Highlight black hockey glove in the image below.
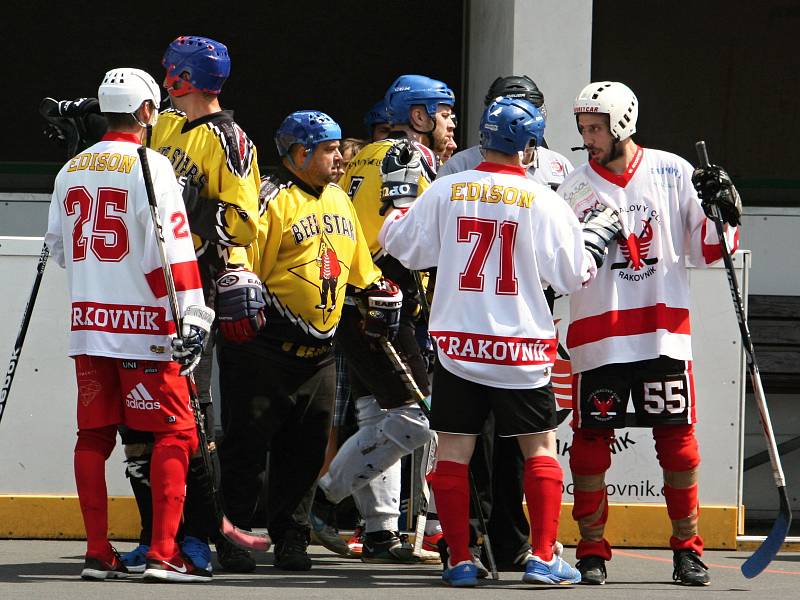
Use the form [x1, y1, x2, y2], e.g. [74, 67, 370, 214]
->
[582, 205, 622, 268]
[171, 305, 215, 376]
[380, 140, 424, 216]
[356, 278, 403, 341]
[691, 165, 742, 226]
[39, 97, 107, 158]
[215, 267, 267, 343]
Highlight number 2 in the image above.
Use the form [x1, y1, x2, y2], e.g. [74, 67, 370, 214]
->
[63, 186, 130, 262]
[457, 217, 518, 295]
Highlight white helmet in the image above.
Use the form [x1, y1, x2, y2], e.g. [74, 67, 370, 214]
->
[573, 81, 638, 141]
[98, 68, 161, 115]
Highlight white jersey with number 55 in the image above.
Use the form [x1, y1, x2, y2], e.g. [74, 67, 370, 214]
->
[379, 162, 595, 389]
[45, 132, 204, 361]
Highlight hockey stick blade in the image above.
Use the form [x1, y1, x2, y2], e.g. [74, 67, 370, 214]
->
[220, 515, 271, 551]
[741, 487, 792, 578]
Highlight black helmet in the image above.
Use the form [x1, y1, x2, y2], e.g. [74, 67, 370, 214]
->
[484, 75, 544, 108]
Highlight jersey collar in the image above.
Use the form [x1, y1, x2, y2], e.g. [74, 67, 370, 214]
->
[589, 145, 644, 188]
[475, 161, 526, 176]
[101, 131, 142, 145]
[180, 109, 235, 133]
[276, 164, 324, 198]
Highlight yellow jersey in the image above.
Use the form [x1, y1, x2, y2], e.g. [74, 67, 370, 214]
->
[230, 167, 381, 349]
[151, 108, 260, 257]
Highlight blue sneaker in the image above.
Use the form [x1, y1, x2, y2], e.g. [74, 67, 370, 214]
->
[181, 536, 213, 573]
[442, 560, 479, 587]
[522, 555, 581, 585]
[120, 543, 149, 574]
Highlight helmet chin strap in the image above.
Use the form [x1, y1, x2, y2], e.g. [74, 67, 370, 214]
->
[409, 111, 436, 148]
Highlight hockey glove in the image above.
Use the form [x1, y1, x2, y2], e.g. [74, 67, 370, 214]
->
[691, 165, 742, 226]
[171, 305, 215, 376]
[380, 140, 424, 216]
[39, 97, 107, 158]
[582, 205, 623, 268]
[356, 278, 403, 341]
[215, 267, 267, 343]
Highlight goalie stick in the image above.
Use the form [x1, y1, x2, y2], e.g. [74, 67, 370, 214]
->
[137, 145, 270, 552]
[0, 243, 49, 426]
[696, 140, 791, 578]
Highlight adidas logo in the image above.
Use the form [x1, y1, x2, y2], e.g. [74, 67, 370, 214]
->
[125, 383, 161, 410]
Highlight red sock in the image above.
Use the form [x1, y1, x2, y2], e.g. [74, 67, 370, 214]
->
[524, 456, 563, 562]
[149, 429, 196, 561]
[431, 460, 471, 565]
[74, 426, 116, 559]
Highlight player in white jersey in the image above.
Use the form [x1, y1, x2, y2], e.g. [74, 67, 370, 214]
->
[45, 68, 214, 583]
[558, 81, 741, 587]
[438, 76, 572, 190]
[379, 97, 621, 587]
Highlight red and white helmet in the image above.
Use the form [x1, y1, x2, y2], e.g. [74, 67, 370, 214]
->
[573, 81, 638, 141]
[98, 68, 161, 115]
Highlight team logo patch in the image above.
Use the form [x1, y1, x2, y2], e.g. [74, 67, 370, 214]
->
[611, 212, 660, 281]
[588, 388, 621, 421]
[217, 274, 239, 288]
[550, 160, 564, 175]
[121, 361, 138, 370]
[77, 378, 102, 407]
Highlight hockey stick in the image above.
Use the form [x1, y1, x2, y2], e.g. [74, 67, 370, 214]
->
[137, 146, 270, 552]
[696, 141, 791, 578]
[378, 335, 499, 579]
[0, 243, 49, 426]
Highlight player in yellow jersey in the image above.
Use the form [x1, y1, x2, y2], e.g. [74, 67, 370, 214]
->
[314, 75, 456, 564]
[212, 110, 402, 572]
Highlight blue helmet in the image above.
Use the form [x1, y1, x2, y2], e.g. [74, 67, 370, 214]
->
[275, 110, 342, 167]
[479, 97, 545, 155]
[384, 74, 455, 125]
[363, 99, 390, 132]
[162, 36, 231, 97]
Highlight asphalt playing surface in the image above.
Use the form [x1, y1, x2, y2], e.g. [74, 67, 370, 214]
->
[1, 540, 798, 599]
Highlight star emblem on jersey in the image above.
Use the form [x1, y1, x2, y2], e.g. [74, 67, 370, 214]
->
[286, 235, 349, 326]
[611, 215, 659, 276]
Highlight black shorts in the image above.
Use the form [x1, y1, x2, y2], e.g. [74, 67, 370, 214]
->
[573, 356, 696, 429]
[430, 362, 556, 437]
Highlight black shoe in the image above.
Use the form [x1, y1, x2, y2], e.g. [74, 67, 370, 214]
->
[81, 548, 130, 580]
[672, 549, 710, 586]
[362, 530, 419, 563]
[576, 555, 607, 585]
[216, 537, 256, 573]
[274, 529, 312, 571]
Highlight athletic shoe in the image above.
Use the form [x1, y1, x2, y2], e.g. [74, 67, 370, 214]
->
[672, 549, 710, 586]
[180, 536, 213, 573]
[422, 532, 443, 552]
[442, 560, 479, 588]
[347, 525, 364, 556]
[215, 536, 256, 573]
[120, 543, 149, 574]
[576, 555, 607, 585]
[522, 554, 582, 585]
[80, 548, 130, 580]
[142, 551, 213, 583]
[274, 529, 312, 571]
[309, 511, 353, 557]
[362, 531, 427, 564]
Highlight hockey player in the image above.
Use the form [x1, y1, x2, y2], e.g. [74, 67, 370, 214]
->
[44, 68, 214, 582]
[213, 110, 398, 571]
[315, 75, 455, 564]
[364, 99, 393, 142]
[438, 75, 573, 190]
[379, 97, 620, 587]
[559, 81, 741, 586]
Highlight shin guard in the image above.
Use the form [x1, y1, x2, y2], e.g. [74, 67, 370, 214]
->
[431, 460, 471, 565]
[569, 428, 613, 560]
[124, 443, 153, 546]
[524, 456, 562, 562]
[74, 426, 116, 559]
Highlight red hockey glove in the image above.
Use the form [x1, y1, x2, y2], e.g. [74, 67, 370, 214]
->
[356, 278, 403, 341]
[215, 267, 267, 343]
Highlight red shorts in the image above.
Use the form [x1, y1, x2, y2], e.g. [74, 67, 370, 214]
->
[74, 355, 195, 432]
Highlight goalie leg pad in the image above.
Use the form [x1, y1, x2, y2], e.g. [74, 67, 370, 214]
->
[319, 397, 431, 503]
[569, 428, 614, 560]
[75, 425, 117, 558]
[352, 459, 402, 533]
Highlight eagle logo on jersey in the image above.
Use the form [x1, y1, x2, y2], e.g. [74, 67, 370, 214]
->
[612, 217, 659, 272]
[588, 389, 620, 421]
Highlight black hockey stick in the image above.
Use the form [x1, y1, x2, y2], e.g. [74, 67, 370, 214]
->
[0, 243, 49, 426]
[378, 334, 499, 580]
[137, 146, 270, 552]
[696, 141, 791, 578]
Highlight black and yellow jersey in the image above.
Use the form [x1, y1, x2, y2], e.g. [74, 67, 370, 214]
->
[339, 134, 437, 258]
[229, 167, 381, 349]
[152, 108, 260, 254]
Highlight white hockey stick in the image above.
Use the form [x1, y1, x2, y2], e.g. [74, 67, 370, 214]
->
[137, 146, 270, 552]
[696, 141, 791, 578]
